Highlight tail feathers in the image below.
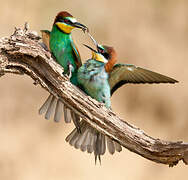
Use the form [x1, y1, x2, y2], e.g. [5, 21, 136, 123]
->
[114, 141, 122, 152]
[45, 96, 57, 120]
[106, 136, 115, 154]
[87, 128, 95, 153]
[39, 94, 53, 115]
[71, 111, 81, 133]
[54, 100, 63, 122]
[63, 106, 72, 123]
[39, 94, 81, 132]
[66, 121, 122, 163]
[66, 121, 88, 149]
[94, 133, 106, 164]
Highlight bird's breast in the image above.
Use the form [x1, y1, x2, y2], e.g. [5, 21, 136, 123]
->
[77, 64, 111, 107]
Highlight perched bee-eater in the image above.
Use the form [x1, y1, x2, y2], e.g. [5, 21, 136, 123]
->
[39, 11, 88, 131]
[66, 35, 178, 163]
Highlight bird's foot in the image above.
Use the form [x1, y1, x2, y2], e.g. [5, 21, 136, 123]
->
[63, 61, 74, 79]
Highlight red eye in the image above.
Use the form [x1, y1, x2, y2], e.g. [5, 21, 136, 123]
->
[97, 46, 104, 53]
[99, 49, 104, 54]
[64, 19, 69, 23]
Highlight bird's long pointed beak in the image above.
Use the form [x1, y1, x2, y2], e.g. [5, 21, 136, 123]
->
[72, 22, 88, 33]
[87, 32, 98, 47]
[87, 33, 103, 54]
[83, 44, 98, 53]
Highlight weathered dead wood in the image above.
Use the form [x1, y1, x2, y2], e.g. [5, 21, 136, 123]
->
[0, 24, 188, 167]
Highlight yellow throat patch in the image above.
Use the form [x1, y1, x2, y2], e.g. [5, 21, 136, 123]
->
[92, 51, 108, 63]
[56, 22, 74, 34]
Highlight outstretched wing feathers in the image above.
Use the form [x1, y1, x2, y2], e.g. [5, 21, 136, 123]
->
[109, 64, 178, 95]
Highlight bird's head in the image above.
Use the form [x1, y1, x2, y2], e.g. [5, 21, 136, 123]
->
[83, 44, 108, 64]
[54, 11, 88, 34]
[84, 33, 117, 72]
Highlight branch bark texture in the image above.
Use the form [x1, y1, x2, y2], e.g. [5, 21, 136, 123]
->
[0, 25, 188, 167]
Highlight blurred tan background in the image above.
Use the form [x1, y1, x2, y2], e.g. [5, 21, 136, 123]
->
[0, 0, 188, 179]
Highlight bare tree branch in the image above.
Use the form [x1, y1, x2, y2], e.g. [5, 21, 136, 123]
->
[0, 25, 188, 167]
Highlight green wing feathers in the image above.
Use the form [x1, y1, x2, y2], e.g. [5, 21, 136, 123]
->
[109, 64, 178, 95]
[71, 41, 82, 68]
[40, 30, 82, 68]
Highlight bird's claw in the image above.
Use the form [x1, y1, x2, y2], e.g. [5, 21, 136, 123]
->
[63, 61, 74, 79]
[68, 62, 74, 79]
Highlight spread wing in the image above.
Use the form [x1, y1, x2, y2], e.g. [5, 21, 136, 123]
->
[71, 40, 82, 68]
[40, 30, 51, 51]
[109, 64, 178, 95]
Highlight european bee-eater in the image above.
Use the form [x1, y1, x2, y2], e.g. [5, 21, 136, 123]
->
[39, 11, 87, 131]
[66, 35, 178, 163]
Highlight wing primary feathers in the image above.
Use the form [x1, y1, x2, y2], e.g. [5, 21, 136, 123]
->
[110, 64, 178, 95]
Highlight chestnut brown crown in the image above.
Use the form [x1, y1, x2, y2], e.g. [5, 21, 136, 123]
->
[54, 11, 73, 24]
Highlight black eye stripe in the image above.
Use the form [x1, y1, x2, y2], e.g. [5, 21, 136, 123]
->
[56, 16, 63, 23]
[63, 19, 72, 24]
[97, 46, 109, 60]
[97, 47, 104, 53]
[56, 17, 73, 25]
[103, 52, 110, 60]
